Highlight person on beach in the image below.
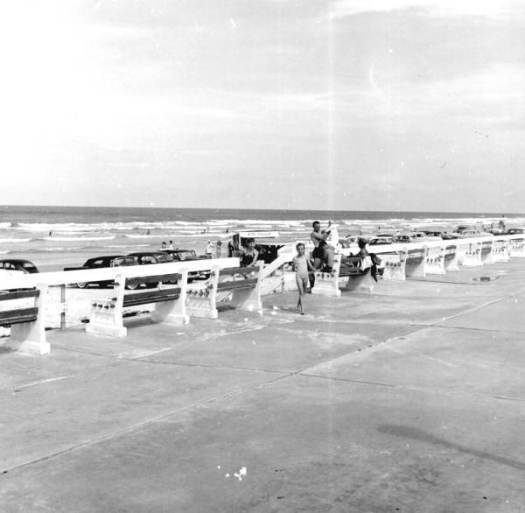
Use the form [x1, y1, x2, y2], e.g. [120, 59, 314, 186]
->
[310, 221, 334, 271]
[205, 240, 214, 256]
[239, 238, 259, 267]
[168, 240, 174, 250]
[161, 241, 167, 250]
[293, 243, 315, 315]
[357, 238, 381, 282]
[216, 240, 222, 258]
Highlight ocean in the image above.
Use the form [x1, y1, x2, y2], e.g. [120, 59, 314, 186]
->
[0, 205, 522, 271]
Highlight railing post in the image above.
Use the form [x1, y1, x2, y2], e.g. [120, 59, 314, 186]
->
[228, 262, 264, 314]
[9, 283, 50, 355]
[425, 244, 446, 275]
[186, 266, 219, 319]
[406, 246, 426, 278]
[85, 273, 127, 338]
[151, 270, 190, 324]
[444, 244, 460, 272]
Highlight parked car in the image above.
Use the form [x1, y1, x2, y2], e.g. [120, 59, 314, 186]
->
[393, 234, 412, 243]
[454, 229, 490, 238]
[127, 252, 174, 265]
[441, 234, 458, 240]
[506, 228, 524, 235]
[160, 248, 213, 280]
[160, 249, 199, 261]
[127, 251, 181, 286]
[64, 255, 136, 288]
[341, 235, 360, 248]
[0, 259, 39, 274]
[368, 236, 394, 246]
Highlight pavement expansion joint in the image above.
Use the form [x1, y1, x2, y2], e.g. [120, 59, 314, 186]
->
[132, 357, 289, 375]
[0, 372, 288, 476]
[429, 324, 525, 335]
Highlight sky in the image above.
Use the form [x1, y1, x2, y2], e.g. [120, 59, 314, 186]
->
[0, 0, 524, 212]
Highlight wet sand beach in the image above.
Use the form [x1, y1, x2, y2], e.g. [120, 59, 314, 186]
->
[1, 258, 525, 512]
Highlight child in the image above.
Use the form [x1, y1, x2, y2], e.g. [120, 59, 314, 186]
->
[293, 243, 315, 314]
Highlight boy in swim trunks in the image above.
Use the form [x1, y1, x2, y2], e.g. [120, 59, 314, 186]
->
[293, 242, 315, 314]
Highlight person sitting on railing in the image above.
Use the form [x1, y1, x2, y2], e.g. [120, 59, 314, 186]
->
[239, 238, 259, 267]
[310, 220, 335, 272]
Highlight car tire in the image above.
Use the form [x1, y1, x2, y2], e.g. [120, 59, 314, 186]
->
[126, 281, 139, 290]
[77, 282, 88, 289]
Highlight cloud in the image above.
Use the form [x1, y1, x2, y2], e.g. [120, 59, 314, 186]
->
[330, 0, 522, 19]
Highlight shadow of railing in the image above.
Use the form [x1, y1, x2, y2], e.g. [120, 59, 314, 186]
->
[378, 424, 525, 472]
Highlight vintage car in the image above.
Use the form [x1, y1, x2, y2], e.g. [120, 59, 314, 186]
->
[127, 252, 174, 265]
[368, 236, 394, 246]
[420, 230, 459, 240]
[393, 234, 412, 243]
[0, 259, 39, 274]
[454, 228, 491, 238]
[160, 249, 213, 262]
[160, 248, 212, 280]
[64, 255, 136, 289]
[161, 249, 198, 261]
[127, 251, 187, 286]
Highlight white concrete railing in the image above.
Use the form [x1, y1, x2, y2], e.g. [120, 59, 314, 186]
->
[0, 258, 240, 355]
[2, 233, 525, 356]
[259, 233, 525, 295]
[1, 234, 523, 295]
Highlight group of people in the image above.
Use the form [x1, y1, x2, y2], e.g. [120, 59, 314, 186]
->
[292, 220, 337, 314]
[292, 221, 380, 314]
[159, 220, 373, 315]
[229, 237, 260, 267]
[160, 240, 175, 250]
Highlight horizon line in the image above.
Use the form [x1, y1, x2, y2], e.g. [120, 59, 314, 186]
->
[0, 204, 519, 217]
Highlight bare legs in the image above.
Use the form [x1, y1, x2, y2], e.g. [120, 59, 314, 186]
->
[296, 275, 308, 314]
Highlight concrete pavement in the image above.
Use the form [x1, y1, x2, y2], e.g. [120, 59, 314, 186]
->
[1, 260, 525, 512]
